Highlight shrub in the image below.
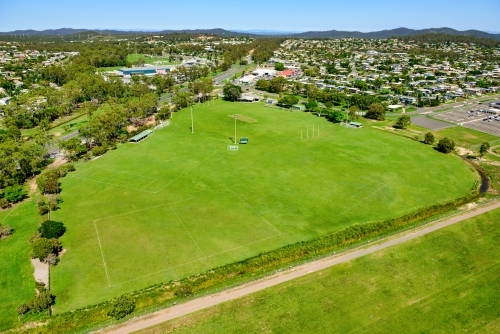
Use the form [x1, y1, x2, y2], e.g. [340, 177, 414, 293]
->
[36, 198, 49, 216]
[0, 198, 11, 209]
[31, 238, 56, 261]
[174, 283, 193, 298]
[27, 291, 55, 313]
[437, 137, 455, 153]
[57, 164, 75, 178]
[38, 220, 66, 239]
[107, 295, 135, 319]
[424, 132, 435, 145]
[91, 145, 107, 157]
[37, 170, 60, 194]
[3, 185, 27, 203]
[17, 303, 30, 315]
[0, 224, 13, 238]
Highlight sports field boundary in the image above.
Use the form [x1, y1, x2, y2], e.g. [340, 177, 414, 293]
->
[100, 199, 500, 334]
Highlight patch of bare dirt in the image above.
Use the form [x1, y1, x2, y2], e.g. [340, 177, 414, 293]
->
[59, 248, 67, 258]
[31, 258, 49, 287]
[28, 177, 38, 195]
[455, 146, 471, 156]
[53, 132, 62, 137]
[48, 157, 67, 169]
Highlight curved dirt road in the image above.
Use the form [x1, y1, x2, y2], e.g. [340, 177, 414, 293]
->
[101, 200, 500, 334]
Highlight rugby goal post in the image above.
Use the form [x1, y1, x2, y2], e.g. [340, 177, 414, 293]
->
[227, 145, 239, 151]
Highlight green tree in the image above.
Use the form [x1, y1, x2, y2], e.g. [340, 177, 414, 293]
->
[424, 132, 435, 145]
[278, 95, 299, 108]
[326, 110, 344, 123]
[274, 62, 285, 71]
[38, 220, 66, 239]
[395, 115, 411, 129]
[365, 103, 386, 121]
[223, 83, 242, 102]
[479, 142, 490, 156]
[437, 137, 455, 153]
[31, 238, 56, 261]
[36, 170, 60, 194]
[59, 137, 87, 161]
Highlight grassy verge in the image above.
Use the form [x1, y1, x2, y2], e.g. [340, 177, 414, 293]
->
[139, 207, 500, 334]
[0, 201, 39, 331]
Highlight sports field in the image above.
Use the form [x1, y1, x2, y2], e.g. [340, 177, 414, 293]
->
[139, 207, 500, 334]
[51, 100, 476, 312]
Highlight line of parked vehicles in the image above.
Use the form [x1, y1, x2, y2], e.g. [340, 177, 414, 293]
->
[467, 108, 500, 122]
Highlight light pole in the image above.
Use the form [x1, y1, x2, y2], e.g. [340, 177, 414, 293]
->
[234, 115, 238, 144]
[190, 106, 194, 133]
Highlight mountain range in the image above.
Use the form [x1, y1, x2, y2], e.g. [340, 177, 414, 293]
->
[1, 27, 499, 40]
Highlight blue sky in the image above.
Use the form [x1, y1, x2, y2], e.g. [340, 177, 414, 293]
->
[2, 0, 499, 32]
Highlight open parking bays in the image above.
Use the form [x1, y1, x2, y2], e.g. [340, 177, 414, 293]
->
[434, 105, 500, 136]
[410, 115, 453, 130]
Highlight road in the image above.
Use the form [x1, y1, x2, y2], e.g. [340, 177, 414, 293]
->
[100, 200, 500, 334]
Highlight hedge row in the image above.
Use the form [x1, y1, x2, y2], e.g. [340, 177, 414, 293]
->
[21, 192, 479, 333]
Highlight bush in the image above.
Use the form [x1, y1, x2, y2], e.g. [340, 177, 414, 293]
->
[2, 184, 27, 203]
[57, 164, 76, 178]
[107, 295, 136, 319]
[31, 238, 57, 261]
[17, 303, 30, 315]
[437, 137, 455, 153]
[27, 291, 55, 313]
[174, 283, 193, 298]
[0, 224, 13, 238]
[0, 198, 11, 209]
[424, 132, 435, 145]
[91, 145, 107, 157]
[38, 220, 66, 239]
[37, 198, 49, 215]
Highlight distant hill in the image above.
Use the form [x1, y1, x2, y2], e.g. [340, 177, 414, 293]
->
[0, 28, 254, 37]
[1, 27, 499, 41]
[285, 27, 500, 40]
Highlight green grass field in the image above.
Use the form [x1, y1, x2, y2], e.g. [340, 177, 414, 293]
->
[433, 126, 500, 148]
[0, 201, 39, 331]
[51, 100, 476, 313]
[139, 207, 500, 334]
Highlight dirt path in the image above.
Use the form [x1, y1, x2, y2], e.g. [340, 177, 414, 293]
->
[99, 200, 500, 334]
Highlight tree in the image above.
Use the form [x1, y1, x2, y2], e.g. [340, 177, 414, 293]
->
[365, 103, 386, 121]
[38, 220, 66, 239]
[274, 62, 285, 71]
[31, 238, 56, 261]
[59, 137, 87, 161]
[36, 170, 59, 194]
[348, 105, 360, 120]
[424, 132, 435, 145]
[480, 142, 490, 156]
[223, 83, 242, 102]
[278, 95, 299, 108]
[108, 295, 136, 319]
[255, 79, 270, 91]
[326, 110, 344, 123]
[437, 137, 455, 153]
[395, 115, 411, 129]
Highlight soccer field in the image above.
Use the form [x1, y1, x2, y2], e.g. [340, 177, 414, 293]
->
[51, 100, 476, 312]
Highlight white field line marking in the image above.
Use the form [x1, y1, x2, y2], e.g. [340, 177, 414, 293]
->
[71, 175, 157, 194]
[140, 178, 160, 190]
[108, 234, 281, 287]
[168, 204, 207, 258]
[94, 220, 112, 287]
[1, 200, 19, 223]
[228, 189, 282, 236]
[93, 192, 227, 223]
[341, 182, 390, 216]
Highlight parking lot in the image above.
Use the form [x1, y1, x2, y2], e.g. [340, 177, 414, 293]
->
[434, 103, 500, 136]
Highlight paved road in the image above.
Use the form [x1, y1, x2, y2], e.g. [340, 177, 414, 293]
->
[100, 200, 500, 334]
